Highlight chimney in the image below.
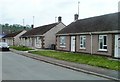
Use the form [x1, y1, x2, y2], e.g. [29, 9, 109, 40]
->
[31, 24, 34, 28]
[74, 14, 79, 21]
[58, 16, 62, 22]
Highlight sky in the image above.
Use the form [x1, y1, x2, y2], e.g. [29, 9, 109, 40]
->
[0, 0, 119, 27]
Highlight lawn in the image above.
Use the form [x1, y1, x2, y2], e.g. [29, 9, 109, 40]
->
[10, 46, 33, 51]
[30, 50, 120, 70]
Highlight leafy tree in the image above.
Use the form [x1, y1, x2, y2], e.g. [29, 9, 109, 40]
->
[0, 23, 32, 34]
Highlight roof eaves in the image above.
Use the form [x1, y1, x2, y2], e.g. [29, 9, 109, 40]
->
[56, 30, 120, 36]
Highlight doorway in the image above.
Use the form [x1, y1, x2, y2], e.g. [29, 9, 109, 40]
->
[114, 35, 120, 58]
[71, 36, 76, 52]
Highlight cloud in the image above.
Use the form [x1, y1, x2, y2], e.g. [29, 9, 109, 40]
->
[0, 0, 119, 26]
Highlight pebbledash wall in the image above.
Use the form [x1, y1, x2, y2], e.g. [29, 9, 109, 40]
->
[43, 23, 66, 48]
[56, 33, 114, 57]
[20, 22, 66, 49]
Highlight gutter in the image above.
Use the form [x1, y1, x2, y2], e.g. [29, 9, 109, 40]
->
[56, 30, 120, 36]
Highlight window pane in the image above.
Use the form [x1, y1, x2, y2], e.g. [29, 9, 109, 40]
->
[81, 37, 83, 40]
[83, 42, 85, 48]
[80, 37, 82, 44]
[104, 36, 107, 45]
[80, 40, 82, 44]
[99, 39, 103, 49]
[80, 36, 86, 48]
[80, 45, 83, 47]
[103, 46, 107, 49]
[99, 35, 108, 50]
[83, 39, 86, 48]
[60, 36, 66, 46]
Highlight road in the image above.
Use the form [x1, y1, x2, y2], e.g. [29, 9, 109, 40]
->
[1, 51, 108, 80]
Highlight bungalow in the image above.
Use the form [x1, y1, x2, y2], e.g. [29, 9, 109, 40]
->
[20, 17, 66, 49]
[2, 30, 27, 46]
[56, 13, 120, 58]
[0, 34, 5, 42]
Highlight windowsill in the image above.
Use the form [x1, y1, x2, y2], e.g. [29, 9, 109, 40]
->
[60, 46, 66, 48]
[98, 49, 108, 52]
[80, 48, 86, 50]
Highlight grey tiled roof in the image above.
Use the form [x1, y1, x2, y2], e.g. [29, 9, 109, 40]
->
[21, 23, 59, 37]
[3, 30, 23, 38]
[57, 12, 120, 34]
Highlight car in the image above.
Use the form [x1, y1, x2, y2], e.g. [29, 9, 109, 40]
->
[0, 42, 9, 51]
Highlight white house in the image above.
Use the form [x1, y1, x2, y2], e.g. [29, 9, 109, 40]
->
[20, 17, 66, 49]
[3, 30, 27, 46]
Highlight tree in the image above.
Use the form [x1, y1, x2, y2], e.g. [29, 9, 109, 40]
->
[0, 23, 31, 34]
[5, 23, 9, 28]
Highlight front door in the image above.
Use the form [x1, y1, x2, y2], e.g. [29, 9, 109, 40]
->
[114, 35, 120, 58]
[71, 36, 76, 52]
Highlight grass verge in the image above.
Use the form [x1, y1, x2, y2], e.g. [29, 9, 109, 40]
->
[10, 46, 33, 51]
[30, 50, 120, 70]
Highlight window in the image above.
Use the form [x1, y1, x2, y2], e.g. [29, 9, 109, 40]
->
[60, 36, 66, 47]
[36, 37, 40, 44]
[118, 38, 120, 48]
[99, 35, 107, 51]
[80, 36, 86, 49]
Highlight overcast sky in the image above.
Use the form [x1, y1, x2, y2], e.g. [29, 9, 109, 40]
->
[0, 0, 119, 27]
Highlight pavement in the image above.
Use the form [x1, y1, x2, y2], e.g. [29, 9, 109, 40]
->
[10, 49, 120, 81]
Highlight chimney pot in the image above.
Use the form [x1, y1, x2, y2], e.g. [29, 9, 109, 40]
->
[74, 14, 79, 21]
[58, 16, 62, 22]
[31, 24, 34, 28]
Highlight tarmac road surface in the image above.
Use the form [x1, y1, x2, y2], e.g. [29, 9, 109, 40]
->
[1, 51, 108, 80]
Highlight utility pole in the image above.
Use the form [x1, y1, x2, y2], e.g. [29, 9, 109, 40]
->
[31, 16, 35, 28]
[23, 18, 26, 30]
[33, 16, 34, 25]
[78, 1, 80, 18]
[23, 19, 25, 26]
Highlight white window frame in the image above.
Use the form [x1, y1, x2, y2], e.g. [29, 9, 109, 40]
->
[60, 36, 66, 47]
[80, 36, 86, 49]
[36, 37, 40, 44]
[99, 35, 107, 51]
